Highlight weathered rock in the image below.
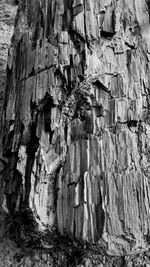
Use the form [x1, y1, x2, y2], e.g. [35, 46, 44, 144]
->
[0, 0, 17, 119]
[0, 0, 18, 206]
[2, 0, 150, 257]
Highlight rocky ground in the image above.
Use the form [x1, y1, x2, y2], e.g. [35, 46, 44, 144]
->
[0, 211, 150, 267]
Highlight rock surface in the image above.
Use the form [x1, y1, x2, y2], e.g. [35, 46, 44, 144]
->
[2, 0, 150, 259]
[0, 0, 18, 211]
[0, 0, 17, 120]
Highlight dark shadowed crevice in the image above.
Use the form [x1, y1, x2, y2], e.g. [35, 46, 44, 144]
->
[95, 187, 105, 241]
[146, 0, 150, 22]
[23, 102, 39, 207]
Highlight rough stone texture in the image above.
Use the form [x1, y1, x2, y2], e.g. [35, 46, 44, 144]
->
[2, 0, 150, 258]
[0, 0, 17, 120]
[0, 0, 18, 208]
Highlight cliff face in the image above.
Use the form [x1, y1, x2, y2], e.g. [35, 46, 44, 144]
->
[0, 0, 17, 120]
[0, 0, 17, 205]
[2, 0, 150, 256]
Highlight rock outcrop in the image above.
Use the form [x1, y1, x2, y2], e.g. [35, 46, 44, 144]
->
[0, 0, 17, 120]
[2, 0, 150, 257]
[0, 0, 18, 206]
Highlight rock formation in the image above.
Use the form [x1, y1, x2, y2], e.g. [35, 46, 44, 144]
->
[0, 0, 18, 206]
[0, 0, 18, 120]
[2, 0, 150, 258]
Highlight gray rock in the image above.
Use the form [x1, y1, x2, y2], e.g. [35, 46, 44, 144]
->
[1, 0, 150, 259]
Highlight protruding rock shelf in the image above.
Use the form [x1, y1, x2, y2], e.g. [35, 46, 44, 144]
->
[2, 0, 150, 256]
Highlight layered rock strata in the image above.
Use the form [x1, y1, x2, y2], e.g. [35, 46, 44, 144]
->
[2, 0, 150, 256]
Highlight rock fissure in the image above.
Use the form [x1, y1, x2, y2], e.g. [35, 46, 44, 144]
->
[2, 0, 150, 265]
